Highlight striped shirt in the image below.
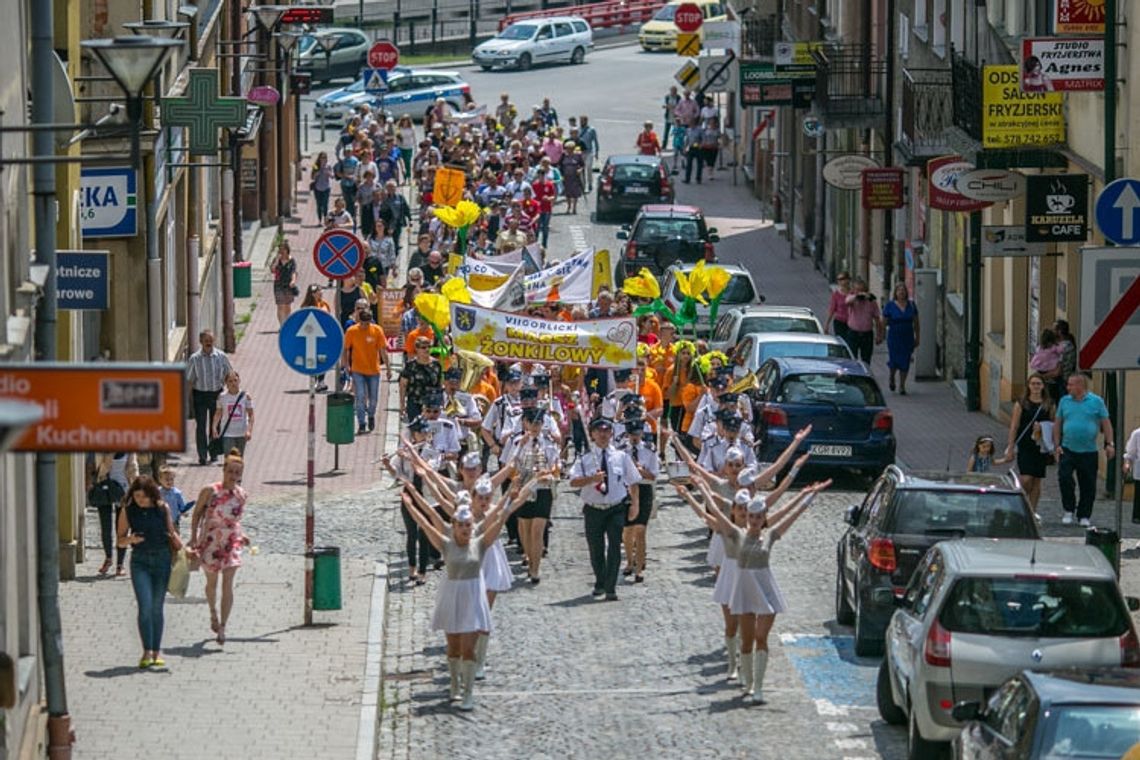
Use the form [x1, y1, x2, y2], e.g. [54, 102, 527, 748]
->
[186, 348, 232, 392]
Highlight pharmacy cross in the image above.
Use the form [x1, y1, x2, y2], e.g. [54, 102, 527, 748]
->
[160, 68, 246, 156]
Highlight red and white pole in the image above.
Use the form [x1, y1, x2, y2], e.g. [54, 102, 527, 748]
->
[305, 375, 315, 625]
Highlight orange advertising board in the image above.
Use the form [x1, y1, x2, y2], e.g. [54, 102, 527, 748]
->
[378, 288, 405, 352]
[0, 363, 186, 452]
[433, 167, 466, 208]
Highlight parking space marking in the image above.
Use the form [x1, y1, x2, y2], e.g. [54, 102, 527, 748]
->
[568, 224, 590, 251]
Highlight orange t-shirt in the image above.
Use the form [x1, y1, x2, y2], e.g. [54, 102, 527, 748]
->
[344, 323, 387, 375]
[471, 378, 498, 403]
[404, 325, 435, 356]
[640, 377, 664, 432]
[680, 381, 704, 432]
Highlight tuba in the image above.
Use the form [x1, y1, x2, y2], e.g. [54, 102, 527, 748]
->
[454, 349, 494, 450]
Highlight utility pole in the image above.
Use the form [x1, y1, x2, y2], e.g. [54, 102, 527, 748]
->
[881, 0, 896, 294]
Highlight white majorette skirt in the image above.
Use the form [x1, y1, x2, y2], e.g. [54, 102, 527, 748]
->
[481, 539, 513, 593]
[729, 566, 788, 616]
[706, 532, 725, 569]
[431, 576, 494, 634]
[712, 557, 739, 606]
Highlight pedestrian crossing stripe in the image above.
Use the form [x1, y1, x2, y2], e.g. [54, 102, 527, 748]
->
[676, 32, 701, 57]
[675, 61, 700, 88]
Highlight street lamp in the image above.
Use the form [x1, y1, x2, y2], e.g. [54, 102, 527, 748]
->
[250, 5, 290, 32]
[81, 35, 181, 165]
[122, 19, 190, 38]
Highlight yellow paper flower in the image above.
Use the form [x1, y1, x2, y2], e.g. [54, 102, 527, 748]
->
[433, 200, 483, 229]
[440, 277, 472, 305]
[688, 261, 711, 301]
[674, 267, 708, 305]
[622, 268, 661, 300]
[707, 265, 732, 300]
[414, 293, 452, 330]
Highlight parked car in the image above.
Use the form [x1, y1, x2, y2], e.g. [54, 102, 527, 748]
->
[295, 28, 370, 84]
[879, 539, 1140, 759]
[752, 357, 895, 476]
[836, 467, 1040, 657]
[662, 263, 760, 336]
[733, 332, 852, 371]
[638, 0, 727, 51]
[616, 205, 718, 279]
[709, 305, 823, 353]
[473, 16, 593, 70]
[313, 69, 470, 125]
[952, 669, 1140, 759]
[595, 155, 674, 221]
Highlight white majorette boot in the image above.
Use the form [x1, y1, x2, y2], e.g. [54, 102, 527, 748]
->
[458, 660, 476, 711]
[752, 650, 769, 705]
[739, 651, 754, 701]
[447, 657, 460, 702]
[725, 635, 739, 682]
[475, 634, 489, 681]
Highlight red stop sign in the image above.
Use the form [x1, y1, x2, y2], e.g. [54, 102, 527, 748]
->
[674, 3, 703, 33]
[368, 41, 400, 70]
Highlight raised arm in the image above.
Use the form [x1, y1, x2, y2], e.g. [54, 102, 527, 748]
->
[481, 479, 536, 549]
[769, 479, 831, 539]
[673, 483, 717, 531]
[753, 426, 812, 487]
[403, 493, 447, 551]
[692, 478, 735, 534]
[404, 488, 447, 533]
[763, 452, 810, 505]
[670, 434, 726, 489]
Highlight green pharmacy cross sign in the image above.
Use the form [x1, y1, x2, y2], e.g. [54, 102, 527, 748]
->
[160, 68, 246, 156]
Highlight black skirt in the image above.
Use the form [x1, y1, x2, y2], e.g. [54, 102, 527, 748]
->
[1016, 441, 1051, 479]
[516, 489, 553, 520]
[626, 484, 654, 526]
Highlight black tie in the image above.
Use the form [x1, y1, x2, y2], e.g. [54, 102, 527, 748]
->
[597, 448, 609, 496]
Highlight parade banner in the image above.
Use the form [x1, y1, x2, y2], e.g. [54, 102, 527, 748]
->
[468, 266, 526, 311]
[450, 303, 637, 368]
[459, 258, 520, 290]
[378, 288, 405, 352]
[523, 247, 615, 305]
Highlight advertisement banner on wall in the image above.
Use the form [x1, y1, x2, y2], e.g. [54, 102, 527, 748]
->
[1025, 174, 1089, 243]
[982, 65, 1065, 148]
[861, 168, 905, 210]
[1054, 0, 1106, 33]
[927, 156, 991, 213]
[1021, 38, 1105, 92]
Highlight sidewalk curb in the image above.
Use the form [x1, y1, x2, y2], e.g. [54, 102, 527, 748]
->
[356, 561, 389, 760]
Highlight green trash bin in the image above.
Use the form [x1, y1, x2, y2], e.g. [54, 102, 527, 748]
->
[312, 546, 342, 610]
[326, 392, 355, 444]
[233, 261, 252, 298]
[1086, 527, 1120, 577]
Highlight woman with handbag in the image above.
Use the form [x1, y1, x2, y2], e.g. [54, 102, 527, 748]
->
[212, 370, 253, 457]
[190, 449, 249, 645]
[1002, 373, 1055, 518]
[272, 240, 298, 326]
[93, 452, 137, 576]
[116, 475, 185, 668]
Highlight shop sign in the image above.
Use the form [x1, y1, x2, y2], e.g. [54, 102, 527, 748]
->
[927, 156, 991, 213]
[1025, 173, 1089, 242]
[861, 168, 905, 210]
[1054, 0, 1105, 34]
[955, 169, 1026, 202]
[1021, 37, 1104, 92]
[982, 65, 1065, 149]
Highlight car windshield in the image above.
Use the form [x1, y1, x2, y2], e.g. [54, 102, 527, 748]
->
[499, 23, 537, 39]
[740, 315, 819, 334]
[614, 163, 659, 181]
[887, 491, 1034, 538]
[345, 78, 365, 93]
[653, 5, 679, 20]
[636, 218, 702, 243]
[939, 577, 1130, 638]
[1040, 705, 1140, 759]
[776, 372, 884, 407]
[757, 341, 849, 363]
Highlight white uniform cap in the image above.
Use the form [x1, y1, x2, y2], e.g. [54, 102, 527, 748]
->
[733, 488, 751, 506]
[725, 446, 745, 464]
[747, 495, 768, 515]
[455, 506, 474, 523]
[474, 476, 493, 496]
[738, 466, 759, 486]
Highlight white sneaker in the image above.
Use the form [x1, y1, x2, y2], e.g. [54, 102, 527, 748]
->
[1079, 518, 1091, 528]
[1061, 512, 1074, 525]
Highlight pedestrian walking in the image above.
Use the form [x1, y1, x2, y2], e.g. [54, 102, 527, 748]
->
[310, 152, 334, 223]
[271, 241, 298, 326]
[662, 85, 680, 145]
[578, 115, 599, 192]
[1054, 319, 1078, 401]
[559, 144, 585, 215]
[882, 282, 919, 394]
[395, 115, 416, 180]
[1029, 328, 1065, 402]
[116, 475, 184, 668]
[190, 449, 249, 646]
[823, 271, 852, 345]
[699, 116, 723, 179]
[399, 335, 443, 422]
[1002, 373, 1054, 516]
[844, 278, 883, 364]
[212, 370, 254, 456]
[620, 418, 659, 584]
[674, 89, 699, 128]
[1052, 373, 1115, 527]
[300, 285, 333, 392]
[343, 302, 392, 434]
[92, 452, 138, 576]
[682, 123, 706, 184]
[186, 329, 233, 466]
[334, 146, 360, 218]
[158, 466, 188, 532]
[966, 435, 1009, 473]
[1125, 424, 1140, 539]
[569, 417, 642, 601]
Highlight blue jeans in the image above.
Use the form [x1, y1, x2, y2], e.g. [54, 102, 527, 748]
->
[1058, 449, 1099, 520]
[538, 211, 552, 248]
[130, 548, 172, 651]
[352, 372, 380, 425]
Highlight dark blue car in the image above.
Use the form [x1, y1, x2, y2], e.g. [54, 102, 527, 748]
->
[751, 357, 895, 477]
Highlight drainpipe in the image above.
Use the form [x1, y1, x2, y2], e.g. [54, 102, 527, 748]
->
[187, 235, 200, 354]
[147, 192, 163, 361]
[31, 0, 73, 756]
[221, 168, 236, 353]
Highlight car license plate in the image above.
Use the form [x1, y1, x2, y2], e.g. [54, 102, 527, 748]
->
[625, 186, 650, 194]
[809, 444, 852, 457]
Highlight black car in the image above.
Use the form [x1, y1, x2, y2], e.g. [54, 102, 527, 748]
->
[615, 204, 718, 278]
[835, 467, 1040, 656]
[595, 155, 674, 222]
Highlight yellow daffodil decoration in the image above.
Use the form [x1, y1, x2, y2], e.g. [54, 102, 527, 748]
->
[432, 199, 483, 258]
[622, 267, 683, 327]
[674, 261, 711, 326]
[705, 264, 732, 328]
[414, 292, 453, 357]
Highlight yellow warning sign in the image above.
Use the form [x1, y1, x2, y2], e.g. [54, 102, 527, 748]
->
[676, 32, 701, 57]
[674, 60, 700, 88]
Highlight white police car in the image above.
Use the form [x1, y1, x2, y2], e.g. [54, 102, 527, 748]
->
[312, 68, 471, 125]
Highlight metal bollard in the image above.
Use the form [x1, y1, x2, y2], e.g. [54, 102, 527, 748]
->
[320, 110, 326, 144]
[303, 113, 309, 153]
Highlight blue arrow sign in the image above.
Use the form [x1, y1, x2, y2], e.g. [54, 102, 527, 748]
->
[1095, 178, 1140, 245]
[279, 308, 344, 376]
[313, 229, 365, 280]
[363, 67, 389, 94]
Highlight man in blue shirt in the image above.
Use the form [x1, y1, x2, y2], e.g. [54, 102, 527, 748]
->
[1051, 373, 1115, 526]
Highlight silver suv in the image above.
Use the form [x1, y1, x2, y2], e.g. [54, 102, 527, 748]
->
[878, 538, 1140, 759]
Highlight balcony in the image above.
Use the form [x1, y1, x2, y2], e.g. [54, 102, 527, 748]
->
[741, 13, 779, 59]
[898, 68, 954, 164]
[951, 53, 984, 143]
[813, 44, 886, 129]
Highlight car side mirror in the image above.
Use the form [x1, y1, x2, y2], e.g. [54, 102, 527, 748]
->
[951, 701, 982, 723]
[707, 226, 718, 234]
[615, 230, 629, 240]
[1126, 596, 1140, 612]
[758, 293, 767, 303]
[708, 233, 720, 243]
[843, 504, 860, 526]
[893, 593, 911, 609]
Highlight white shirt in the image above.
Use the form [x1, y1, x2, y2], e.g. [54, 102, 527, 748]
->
[215, 391, 253, 437]
[570, 445, 639, 506]
[444, 390, 482, 425]
[623, 440, 660, 483]
[501, 432, 560, 490]
[1125, 427, 1140, 470]
[482, 394, 521, 444]
[698, 435, 758, 473]
[429, 418, 461, 456]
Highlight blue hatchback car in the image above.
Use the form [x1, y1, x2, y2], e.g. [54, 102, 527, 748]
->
[751, 357, 895, 476]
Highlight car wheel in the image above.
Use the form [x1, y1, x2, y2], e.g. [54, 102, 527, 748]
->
[517, 53, 532, 71]
[854, 593, 882, 657]
[908, 703, 947, 760]
[570, 46, 585, 64]
[835, 558, 854, 625]
[876, 660, 905, 725]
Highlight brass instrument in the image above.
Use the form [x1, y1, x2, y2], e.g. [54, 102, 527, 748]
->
[728, 371, 759, 394]
[453, 349, 495, 451]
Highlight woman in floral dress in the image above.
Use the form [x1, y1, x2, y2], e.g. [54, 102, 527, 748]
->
[190, 449, 248, 644]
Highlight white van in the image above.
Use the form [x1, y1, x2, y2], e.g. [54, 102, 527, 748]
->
[473, 16, 593, 71]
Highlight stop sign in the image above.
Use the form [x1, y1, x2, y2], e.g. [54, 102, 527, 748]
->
[368, 40, 400, 70]
[674, 3, 703, 33]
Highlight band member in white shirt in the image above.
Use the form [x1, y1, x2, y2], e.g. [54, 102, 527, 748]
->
[569, 417, 641, 601]
[500, 408, 561, 584]
[620, 418, 660, 584]
[481, 369, 523, 465]
[698, 412, 758, 474]
[421, 393, 462, 467]
[442, 366, 483, 454]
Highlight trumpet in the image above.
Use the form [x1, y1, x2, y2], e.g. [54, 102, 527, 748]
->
[728, 371, 760, 394]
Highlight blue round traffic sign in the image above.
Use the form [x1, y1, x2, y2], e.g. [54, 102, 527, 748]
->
[278, 307, 344, 376]
[1095, 178, 1140, 246]
[313, 229, 365, 280]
